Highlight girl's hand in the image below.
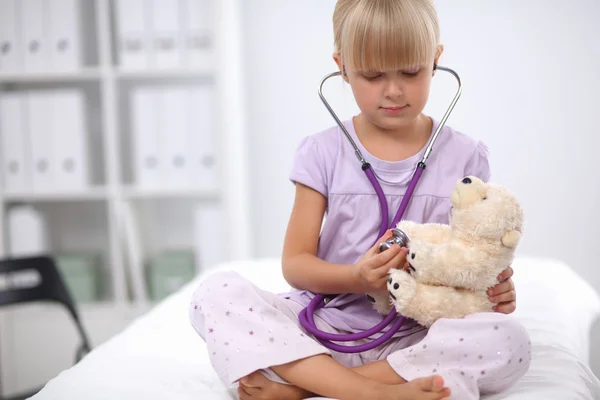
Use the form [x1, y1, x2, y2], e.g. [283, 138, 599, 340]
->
[487, 266, 516, 314]
[354, 230, 409, 293]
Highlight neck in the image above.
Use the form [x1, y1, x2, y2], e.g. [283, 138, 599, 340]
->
[353, 114, 433, 162]
[355, 113, 430, 143]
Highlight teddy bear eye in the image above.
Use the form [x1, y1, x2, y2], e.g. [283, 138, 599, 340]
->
[483, 196, 488, 200]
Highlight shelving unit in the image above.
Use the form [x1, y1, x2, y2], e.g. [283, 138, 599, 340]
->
[0, 0, 251, 396]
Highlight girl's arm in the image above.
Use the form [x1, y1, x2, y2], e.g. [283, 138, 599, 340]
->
[282, 183, 406, 295]
[282, 183, 363, 294]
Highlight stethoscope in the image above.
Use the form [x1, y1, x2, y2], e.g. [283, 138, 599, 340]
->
[298, 64, 463, 353]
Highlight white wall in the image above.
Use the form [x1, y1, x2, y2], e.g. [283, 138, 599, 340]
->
[240, 0, 600, 375]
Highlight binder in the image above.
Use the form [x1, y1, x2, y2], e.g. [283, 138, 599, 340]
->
[150, 0, 182, 68]
[193, 203, 226, 272]
[187, 86, 218, 190]
[0, 0, 21, 72]
[131, 86, 162, 188]
[47, 0, 82, 71]
[27, 91, 55, 192]
[51, 90, 89, 189]
[181, 0, 214, 68]
[7, 204, 50, 258]
[0, 92, 31, 192]
[114, 0, 149, 70]
[20, 0, 48, 72]
[160, 87, 190, 187]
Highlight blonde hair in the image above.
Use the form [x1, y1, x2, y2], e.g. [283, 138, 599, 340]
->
[333, 0, 441, 72]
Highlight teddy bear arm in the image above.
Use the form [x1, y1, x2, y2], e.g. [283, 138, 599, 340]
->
[411, 241, 484, 288]
[405, 284, 493, 327]
[398, 221, 452, 244]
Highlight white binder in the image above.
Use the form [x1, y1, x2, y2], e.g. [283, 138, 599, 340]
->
[0, 93, 31, 192]
[51, 90, 89, 189]
[131, 86, 162, 188]
[181, 0, 214, 68]
[150, 0, 182, 68]
[7, 204, 50, 257]
[160, 87, 190, 187]
[115, 0, 149, 70]
[27, 91, 55, 192]
[187, 86, 218, 190]
[0, 0, 21, 72]
[193, 203, 226, 272]
[20, 0, 48, 72]
[47, 0, 82, 71]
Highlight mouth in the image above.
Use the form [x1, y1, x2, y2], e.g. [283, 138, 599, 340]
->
[381, 105, 408, 114]
[389, 291, 397, 301]
[408, 264, 415, 274]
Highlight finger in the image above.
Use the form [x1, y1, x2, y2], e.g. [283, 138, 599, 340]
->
[487, 279, 514, 297]
[497, 266, 514, 282]
[490, 290, 516, 304]
[368, 244, 402, 269]
[493, 301, 516, 314]
[383, 247, 409, 271]
[373, 247, 407, 276]
[368, 230, 395, 255]
[401, 259, 410, 271]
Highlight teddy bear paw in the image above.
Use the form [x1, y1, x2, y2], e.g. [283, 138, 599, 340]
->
[405, 240, 432, 281]
[387, 269, 417, 313]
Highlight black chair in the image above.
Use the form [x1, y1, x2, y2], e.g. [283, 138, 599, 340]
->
[0, 255, 93, 400]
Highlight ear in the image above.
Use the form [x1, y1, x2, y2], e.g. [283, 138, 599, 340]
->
[433, 44, 444, 76]
[501, 230, 521, 248]
[332, 51, 349, 82]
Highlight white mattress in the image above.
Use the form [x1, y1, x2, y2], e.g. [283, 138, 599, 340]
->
[32, 256, 600, 400]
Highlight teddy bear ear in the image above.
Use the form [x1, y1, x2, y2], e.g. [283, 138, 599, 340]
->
[501, 230, 521, 248]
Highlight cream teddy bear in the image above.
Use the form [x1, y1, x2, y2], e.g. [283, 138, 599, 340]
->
[367, 176, 524, 327]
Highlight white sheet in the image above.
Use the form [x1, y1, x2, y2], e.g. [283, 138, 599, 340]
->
[31, 256, 600, 400]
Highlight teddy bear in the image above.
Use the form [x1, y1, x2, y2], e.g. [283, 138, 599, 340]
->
[366, 175, 524, 327]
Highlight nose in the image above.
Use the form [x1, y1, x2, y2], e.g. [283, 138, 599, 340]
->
[462, 177, 472, 184]
[384, 79, 403, 98]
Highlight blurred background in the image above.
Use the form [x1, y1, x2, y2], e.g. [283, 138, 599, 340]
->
[0, 0, 598, 397]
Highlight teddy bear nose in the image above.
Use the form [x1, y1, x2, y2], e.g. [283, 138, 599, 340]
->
[462, 177, 472, 184]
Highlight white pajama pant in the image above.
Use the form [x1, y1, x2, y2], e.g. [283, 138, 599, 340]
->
[189, 271, 531, 399]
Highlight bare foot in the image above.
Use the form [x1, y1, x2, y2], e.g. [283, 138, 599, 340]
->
[378, 375, 451, 400]
[238, 370, 314, 400]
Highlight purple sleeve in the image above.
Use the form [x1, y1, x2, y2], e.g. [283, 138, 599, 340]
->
[464, 140, 491, 183]
[289, 135, 328, 197]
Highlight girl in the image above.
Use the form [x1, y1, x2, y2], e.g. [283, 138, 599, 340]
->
[189, 1, 530, 399]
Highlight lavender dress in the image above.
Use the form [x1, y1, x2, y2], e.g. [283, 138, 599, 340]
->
[189, 117, 531, 399]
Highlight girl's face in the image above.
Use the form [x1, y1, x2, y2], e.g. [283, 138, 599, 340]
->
[334, 47, 443, 131]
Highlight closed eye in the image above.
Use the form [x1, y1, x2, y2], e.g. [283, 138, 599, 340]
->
[402, 70, 421, 77]
[363, 73, 382, 81]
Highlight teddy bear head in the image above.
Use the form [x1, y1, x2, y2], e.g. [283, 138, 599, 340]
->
[450, 176, 524, 247]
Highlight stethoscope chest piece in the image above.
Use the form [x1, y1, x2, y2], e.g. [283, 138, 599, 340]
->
[378, 228, 410, 252]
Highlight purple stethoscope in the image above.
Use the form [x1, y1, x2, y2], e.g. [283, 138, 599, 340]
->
[298, 64, 463, 353]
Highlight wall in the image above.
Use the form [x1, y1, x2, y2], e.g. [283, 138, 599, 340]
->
[240, 0, 600, 375]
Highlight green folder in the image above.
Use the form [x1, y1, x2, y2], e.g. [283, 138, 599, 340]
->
[55, 252, 103, 303]
[146, 250, 196, 301]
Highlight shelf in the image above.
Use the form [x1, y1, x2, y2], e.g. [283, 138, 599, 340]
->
[121, 186, 220, 200]
[0, 68, 104, 83]
[1, 186, 109, 202]
[114, 66, 214, 80]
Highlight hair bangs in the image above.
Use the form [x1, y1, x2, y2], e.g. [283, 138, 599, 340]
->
[340, 0, 439, 72]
